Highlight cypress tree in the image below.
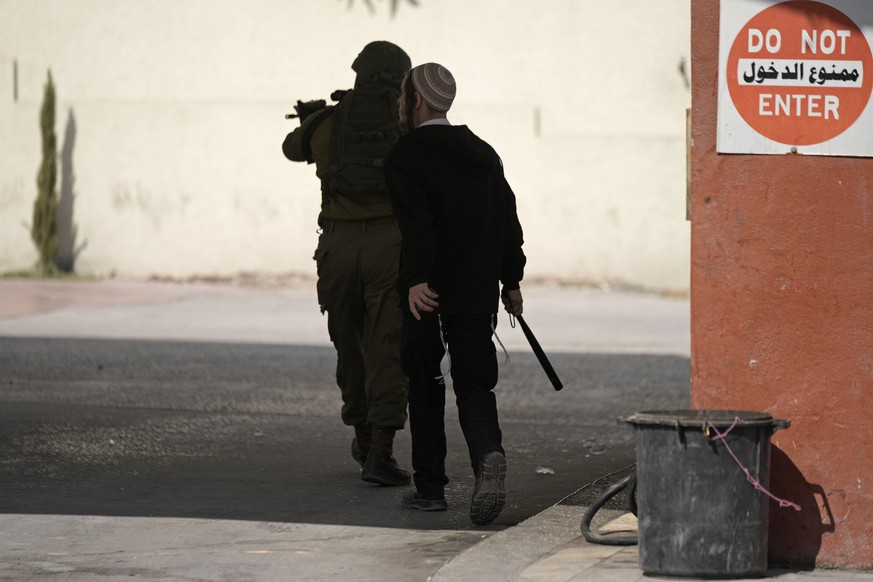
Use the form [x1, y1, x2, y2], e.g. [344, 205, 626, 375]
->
[32, 70, 60, 274]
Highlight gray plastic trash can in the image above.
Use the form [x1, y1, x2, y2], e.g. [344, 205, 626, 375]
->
[621, 410, 789, 578]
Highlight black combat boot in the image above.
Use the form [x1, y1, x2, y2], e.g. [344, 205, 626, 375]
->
[361, 428, 411, 486]
[351, 424, 371, 469]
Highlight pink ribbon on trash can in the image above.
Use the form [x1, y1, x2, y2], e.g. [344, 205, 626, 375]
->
[705, 416, 801, 511]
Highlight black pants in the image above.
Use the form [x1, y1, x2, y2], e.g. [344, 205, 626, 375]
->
[401, 312, 504, 499]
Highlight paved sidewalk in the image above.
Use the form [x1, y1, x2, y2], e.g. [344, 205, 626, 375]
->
[2, 279, 870, 581]
[0, 278, 691, 355]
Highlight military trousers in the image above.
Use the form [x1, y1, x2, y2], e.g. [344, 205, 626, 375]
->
[313, 218, 408, 430]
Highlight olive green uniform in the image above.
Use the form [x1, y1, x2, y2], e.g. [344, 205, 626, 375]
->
[283, 110, 408, 431]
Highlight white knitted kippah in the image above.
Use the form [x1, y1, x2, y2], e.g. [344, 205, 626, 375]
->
[410, 63, 456, 112]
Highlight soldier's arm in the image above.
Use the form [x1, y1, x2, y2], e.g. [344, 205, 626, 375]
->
[282, 107, 332, 163]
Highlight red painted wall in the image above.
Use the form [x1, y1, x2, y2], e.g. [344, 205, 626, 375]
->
[691, 1, 873, 569]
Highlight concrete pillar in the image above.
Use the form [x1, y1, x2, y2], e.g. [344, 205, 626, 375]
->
[690, 0, 873, 569]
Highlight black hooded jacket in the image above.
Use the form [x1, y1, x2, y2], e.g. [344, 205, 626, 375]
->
[385, 124, 526, 314]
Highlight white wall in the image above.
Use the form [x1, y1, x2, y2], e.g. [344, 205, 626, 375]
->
[0, 0, 691, 292]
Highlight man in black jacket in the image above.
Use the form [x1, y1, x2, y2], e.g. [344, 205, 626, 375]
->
[385, 62, 526, 526]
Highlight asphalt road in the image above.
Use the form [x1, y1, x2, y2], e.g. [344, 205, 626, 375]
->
[0, 281, 690, 580]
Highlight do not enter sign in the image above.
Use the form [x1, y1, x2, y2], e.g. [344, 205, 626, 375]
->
[728, 1, 872, 144]
[718, 0, 873, 156]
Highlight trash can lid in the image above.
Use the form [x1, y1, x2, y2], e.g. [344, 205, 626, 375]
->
[620, 409, 785, 429]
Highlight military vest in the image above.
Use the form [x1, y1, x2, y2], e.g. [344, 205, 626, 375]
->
[327, 83, 401, 204]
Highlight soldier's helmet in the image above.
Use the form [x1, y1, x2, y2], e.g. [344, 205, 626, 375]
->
[352, 41, 411, 88]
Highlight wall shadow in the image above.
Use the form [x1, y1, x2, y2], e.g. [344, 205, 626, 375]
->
[56, 108, 86, 271]
[348, 0, 419, 17]
[767, 445, 834, 569]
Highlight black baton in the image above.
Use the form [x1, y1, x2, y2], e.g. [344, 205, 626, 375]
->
[516, 314, 563, 391]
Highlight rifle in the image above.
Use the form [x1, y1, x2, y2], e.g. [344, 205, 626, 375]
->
[285, 89, 350, 121]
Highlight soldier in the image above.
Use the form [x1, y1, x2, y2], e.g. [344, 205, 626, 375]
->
[282, 41, 412, 487]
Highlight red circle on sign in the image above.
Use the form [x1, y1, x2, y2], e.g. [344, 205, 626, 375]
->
[727, 0, 873, 145]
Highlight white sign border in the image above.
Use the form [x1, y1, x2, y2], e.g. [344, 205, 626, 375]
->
[717, 0, 873, 157]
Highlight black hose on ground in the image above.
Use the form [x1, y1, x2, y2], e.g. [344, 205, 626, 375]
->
[579, 471, 639, 546]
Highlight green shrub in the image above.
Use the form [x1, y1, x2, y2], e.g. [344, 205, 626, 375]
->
[32, 70, 60, 274]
